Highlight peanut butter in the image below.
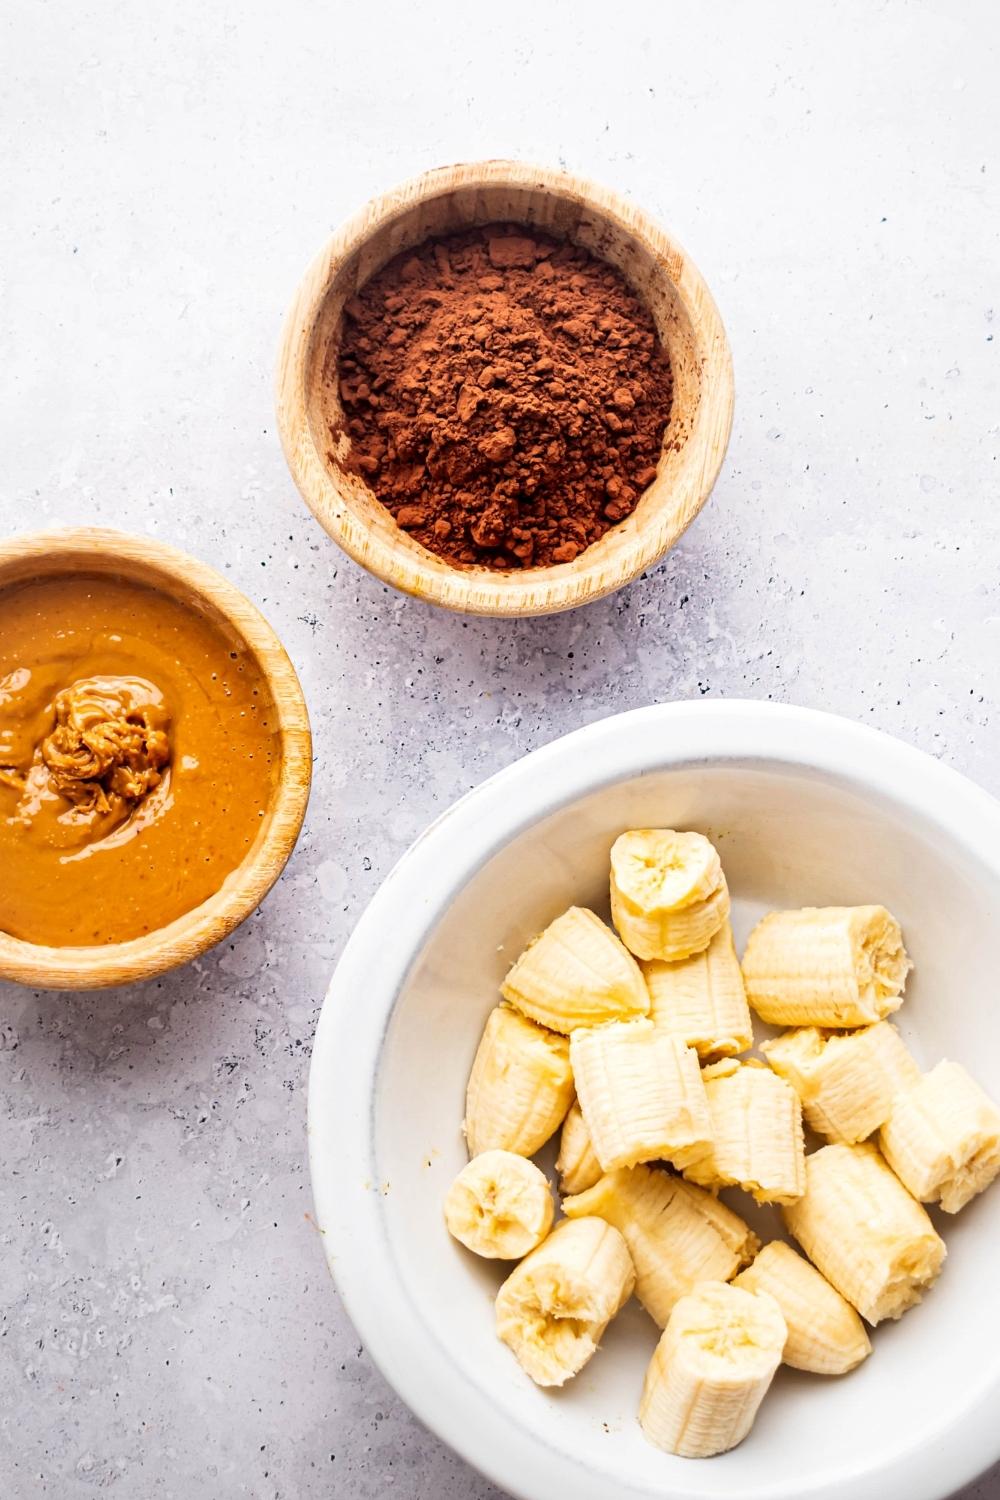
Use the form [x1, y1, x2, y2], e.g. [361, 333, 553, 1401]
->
[0, 573, 279, 947]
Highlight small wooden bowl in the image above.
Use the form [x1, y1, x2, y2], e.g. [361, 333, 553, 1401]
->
[277, 160, 734, 617]
[0, 528, 312, 990]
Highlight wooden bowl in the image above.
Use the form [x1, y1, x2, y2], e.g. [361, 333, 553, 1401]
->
[0, 528, 312, 990]
[277, 160, 734, 617]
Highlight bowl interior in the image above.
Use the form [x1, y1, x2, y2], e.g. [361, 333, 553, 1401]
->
[373, 759, 1000, 1495]
[303, 176, 708, 588]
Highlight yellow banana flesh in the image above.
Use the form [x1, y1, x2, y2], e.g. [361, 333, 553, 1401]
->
[880, 1060, 1000, 1213]
[555, 1100, 603, 1196]
[639, 1281, 786, 1458]
[562, 1164, 758, 1327]
[570, 1019, 711, 1172]
[464, 1005, 573, 1158]
[733, 1241, 871, 1374]
[682, 1059, 806, 1205]
[610, 829, 730, 962]
[494, 1216, 635, 1387]
[670, 1176, 761, 1264]
[642, 922, 753, 1061]
[783, 1141, 946, 1324]
[741, 905, 911, 1027]
[611, 828, 722, 911]
[443, 1150, 555, 1259]
[762, 1021, 920, 1144]
[500, 905, 648, 1033]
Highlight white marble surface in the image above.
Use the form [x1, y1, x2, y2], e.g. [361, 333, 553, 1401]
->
[1, 1, 998, 1495]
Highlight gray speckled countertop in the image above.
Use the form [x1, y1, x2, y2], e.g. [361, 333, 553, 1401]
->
[1, 2, 998, 1495]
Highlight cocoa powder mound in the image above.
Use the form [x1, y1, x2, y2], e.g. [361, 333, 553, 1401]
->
[333, 224, 674, 570]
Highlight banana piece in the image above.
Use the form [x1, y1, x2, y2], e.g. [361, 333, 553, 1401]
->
[562, 1164, 759, 1327]
[464, 1005, 573, 1158]
[643, 922, 753, 1060]
[762, 1022, 920, 1143]
[555, 1100, 602, 1196]
[670, 1176, 761, 1265]
[610, 829, 730, 961]
[733, 1241, 871, 1374]
[570, 1019, 711, 1172]
[879, 1060, 1000, 1213]
[682, 1059, 806, 1205]
[500, 905, 648, 1033]
[639, 1281, 786, 1458]
[742, 905, 911, 1027]
[444, 1150, 555, 1259]
[783, 1141, 946, 1324]
[494, 1216, 635, 1387]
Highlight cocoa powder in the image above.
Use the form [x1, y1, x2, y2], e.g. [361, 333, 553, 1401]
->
[332, 224, 673, 570]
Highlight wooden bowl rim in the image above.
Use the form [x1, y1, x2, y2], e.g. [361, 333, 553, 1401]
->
[0, 527, 312, 990]
[276, 158, 734, 617]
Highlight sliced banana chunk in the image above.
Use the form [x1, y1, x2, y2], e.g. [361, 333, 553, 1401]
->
[444, 1150, 554, 1259]
[762, 1021, 920, 1144]
[570, 1019, 711, 1172]
[682, 1059, 806, 1205]
[610, 829, 730, 962]
[562, 1164, 758, 1327]
[733, 1241, 871, 1374]
[783, 1141, 946, 1324]
[639, 1280, 786, 1458]
[464, 1005, 573, 1159]
[643, 922, 753, 1061]
[495, 1216, 635, 1387]
[670, 1175, 761, 1265]
[555, 1100, 603, 1197]
[880, 1060, 1000, 1213]
[742, 905, 911, 1027]
[500, 905, 648, 1033]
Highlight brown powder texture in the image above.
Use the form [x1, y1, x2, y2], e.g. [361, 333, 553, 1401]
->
[332, 224, 674, 569]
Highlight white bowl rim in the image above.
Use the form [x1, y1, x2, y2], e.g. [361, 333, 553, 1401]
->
[308, 700, 1000, 1500]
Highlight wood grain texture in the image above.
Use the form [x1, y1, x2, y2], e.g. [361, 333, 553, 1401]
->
[0, 528, 312, 990]
[276, 160, 734, 618]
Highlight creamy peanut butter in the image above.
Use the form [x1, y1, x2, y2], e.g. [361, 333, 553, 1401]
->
[0, 573, 279, 947]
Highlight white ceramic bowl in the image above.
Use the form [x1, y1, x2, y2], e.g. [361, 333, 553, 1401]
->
[308, 701, 1000, 1500]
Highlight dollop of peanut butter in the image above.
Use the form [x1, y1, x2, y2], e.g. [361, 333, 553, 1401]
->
[4, 675, 171, 845]
[41, 678, 170, 813]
